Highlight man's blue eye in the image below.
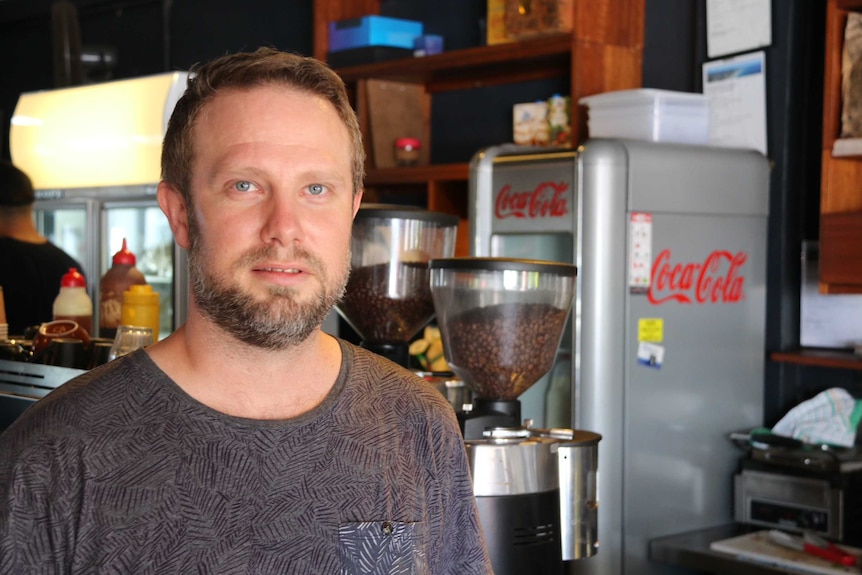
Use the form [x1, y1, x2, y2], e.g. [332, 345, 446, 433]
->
[308, 184, 325, 195]
[235, 181, 252, 192]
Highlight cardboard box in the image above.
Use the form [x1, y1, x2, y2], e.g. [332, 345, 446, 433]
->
[413, 34, 444, 56]
[328, 16, 423, 53]
[505, 0, 572, 40]
[487, 0, 514, 45]
[513, 101, 549, 145]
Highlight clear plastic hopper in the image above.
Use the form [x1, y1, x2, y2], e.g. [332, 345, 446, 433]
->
[336, 205, 459, 367]
[429, 258, 577, 436]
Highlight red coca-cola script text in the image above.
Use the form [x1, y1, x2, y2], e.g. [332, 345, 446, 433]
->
[648, 249, 747, 304]
[495, 182, 570, 219]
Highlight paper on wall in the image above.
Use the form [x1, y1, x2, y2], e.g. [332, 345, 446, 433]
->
[706, 0, 771, 59]
[702, 51, 767, 155]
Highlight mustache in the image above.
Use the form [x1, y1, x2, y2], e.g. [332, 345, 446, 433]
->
[235, 244, 324, 275]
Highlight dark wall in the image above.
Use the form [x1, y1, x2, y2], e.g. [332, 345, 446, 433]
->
[0, 0, 312, 159]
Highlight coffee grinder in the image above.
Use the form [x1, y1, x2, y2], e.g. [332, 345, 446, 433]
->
[336, 204, 459, 367]
[429, 257, 601, 575]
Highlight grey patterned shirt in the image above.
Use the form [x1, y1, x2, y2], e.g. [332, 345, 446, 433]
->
[0, 340, 492, 574]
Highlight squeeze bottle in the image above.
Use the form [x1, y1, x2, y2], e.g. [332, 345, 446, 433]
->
[53, 268, 93, 335]
[99, 238, 147, 339]
[121, 284, 160, 339]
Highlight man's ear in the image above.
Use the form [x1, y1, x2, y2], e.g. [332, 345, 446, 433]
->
[352, 189, 364, 217]
[157, 181, 190, 250]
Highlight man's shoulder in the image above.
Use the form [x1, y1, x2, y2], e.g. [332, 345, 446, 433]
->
[0, 352, 158, 449]
[337, 339, 461, 435]
[343, 341, 449, 403]
[0, 237, 81, 270]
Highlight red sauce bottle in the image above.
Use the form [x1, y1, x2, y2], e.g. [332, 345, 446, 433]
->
[99, 238, 147, 339]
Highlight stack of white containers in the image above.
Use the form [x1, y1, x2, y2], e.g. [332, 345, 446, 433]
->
[579, 88, 710, 145]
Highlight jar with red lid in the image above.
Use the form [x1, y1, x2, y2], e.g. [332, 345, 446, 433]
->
[394, 137, 422, 166]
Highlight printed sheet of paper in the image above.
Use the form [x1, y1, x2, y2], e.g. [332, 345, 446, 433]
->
[706, 0, 771, 58]
[702, 51, 767, 155]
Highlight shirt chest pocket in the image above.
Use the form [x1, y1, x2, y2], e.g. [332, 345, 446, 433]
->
[339, 520, 429, 575]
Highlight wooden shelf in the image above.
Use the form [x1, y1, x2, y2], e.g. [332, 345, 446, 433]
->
[771, 348, 862, 370]
[836, 0, 862, 11]
[333, 34, 572, 93]
[365, 163, 469, 186]
[819, 0, 862, 291]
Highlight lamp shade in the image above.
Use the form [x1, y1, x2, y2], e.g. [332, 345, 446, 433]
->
[10, 71, 189, 189]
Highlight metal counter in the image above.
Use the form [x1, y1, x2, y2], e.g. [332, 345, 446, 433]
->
[650, 524, 798, 575]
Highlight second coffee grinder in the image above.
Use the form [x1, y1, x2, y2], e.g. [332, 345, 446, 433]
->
[429, 257, 601, 575]
[336, 204, 458, 367]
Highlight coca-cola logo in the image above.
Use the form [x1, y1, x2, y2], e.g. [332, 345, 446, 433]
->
[648, 249, 747, 305]
[494, 182, 570, 219]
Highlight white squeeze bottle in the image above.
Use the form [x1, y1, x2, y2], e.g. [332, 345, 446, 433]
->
[53, 267, 93, 335]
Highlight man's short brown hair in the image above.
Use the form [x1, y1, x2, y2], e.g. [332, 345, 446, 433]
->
[161, 47, 365, 206]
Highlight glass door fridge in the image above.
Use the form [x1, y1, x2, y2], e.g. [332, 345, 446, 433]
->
[34, 185, 187, 340]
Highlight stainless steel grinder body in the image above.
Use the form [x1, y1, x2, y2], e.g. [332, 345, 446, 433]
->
[466, 427, 601, 575]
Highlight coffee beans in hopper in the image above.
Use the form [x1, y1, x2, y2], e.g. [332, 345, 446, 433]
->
[340, 262, 435, 343]
[445, 302, 568, 401]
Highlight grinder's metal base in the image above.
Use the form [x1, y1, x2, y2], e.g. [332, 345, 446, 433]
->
[475, 491, 564, 575]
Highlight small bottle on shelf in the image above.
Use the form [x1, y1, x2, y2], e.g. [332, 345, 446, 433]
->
[121, 284, 160, 340]
[99, 238, 147, 340]
[53, 268, 93, 335]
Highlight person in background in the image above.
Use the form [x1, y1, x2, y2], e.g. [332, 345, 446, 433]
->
[0, 48, 492, 574]
[0, 159, 85, 335]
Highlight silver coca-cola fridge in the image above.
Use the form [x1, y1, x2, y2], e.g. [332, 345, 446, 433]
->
[469, 139, 769, 575]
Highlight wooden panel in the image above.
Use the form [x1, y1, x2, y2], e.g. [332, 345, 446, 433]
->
[570, 40, 643, 141]
[820, 150, 862, 213]
[365, 80, 430, 169]
[822, 0, 847, 150]
[820, 211, 862, 289]
[574, 0, 645, 47]
[427, 180, 470, 257]
[819, 0, 862, 291]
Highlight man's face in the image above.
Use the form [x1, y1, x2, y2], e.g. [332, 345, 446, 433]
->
[181, 85, 360, 348]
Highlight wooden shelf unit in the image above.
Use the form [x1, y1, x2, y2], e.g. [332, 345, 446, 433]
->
[312, 1, 645, 255]
[819, 0, 862, 292]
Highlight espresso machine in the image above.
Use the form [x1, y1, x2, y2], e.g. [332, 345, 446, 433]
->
[336, 204, 459, 368]
[429, 257, 601, 575]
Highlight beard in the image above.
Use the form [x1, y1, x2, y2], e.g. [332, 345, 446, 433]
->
[187, 213, 349, 350]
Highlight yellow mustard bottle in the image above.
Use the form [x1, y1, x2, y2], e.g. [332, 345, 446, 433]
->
[121, 284, 160, 339]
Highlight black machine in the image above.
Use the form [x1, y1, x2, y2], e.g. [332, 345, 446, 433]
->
[0, 357, 84, 432]
[734, 432, 862, 547]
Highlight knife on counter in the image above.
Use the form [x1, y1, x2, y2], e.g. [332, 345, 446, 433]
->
[768, 529, 858, 568]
